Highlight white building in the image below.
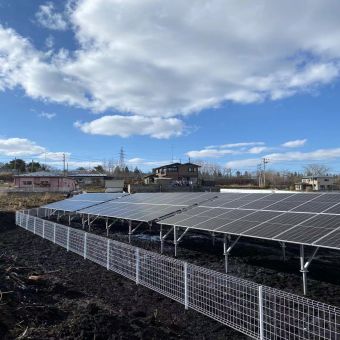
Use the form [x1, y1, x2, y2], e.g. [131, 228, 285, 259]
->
[295, 176, 334, 191]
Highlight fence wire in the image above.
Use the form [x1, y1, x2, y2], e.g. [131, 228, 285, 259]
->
[16, 210, 340, 340]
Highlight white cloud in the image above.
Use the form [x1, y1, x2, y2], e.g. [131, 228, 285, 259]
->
[36, 2, 68, 31]
[39, 112, 56, 119]
[282, 139, 307, 148]
[0, 138, 45, 157]
[0, 137, 69, 162]
[187, 149, 236, 159]
[187, 142, 268, 158]
[226, 148, 340, 169]
[127, 158, 178, 167]
[219, 142, 265, 149]
[74, 115, 184, 139]
[247, 146, 269, 154]
[1, 1, 340, 136]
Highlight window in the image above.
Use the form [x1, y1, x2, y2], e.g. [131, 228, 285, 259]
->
[167, 167, 178, 172]
[23, 181, 32, 185]
[188, 167, 197, 172]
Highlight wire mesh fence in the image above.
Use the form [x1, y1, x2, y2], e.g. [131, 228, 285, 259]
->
[16, 210, 340, 340]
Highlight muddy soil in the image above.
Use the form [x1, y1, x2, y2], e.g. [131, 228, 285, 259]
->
[0, 212, 248, 339]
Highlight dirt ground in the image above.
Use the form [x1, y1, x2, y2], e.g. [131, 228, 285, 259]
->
[0, 212, 248, 339]
[1, 202, 340, 339]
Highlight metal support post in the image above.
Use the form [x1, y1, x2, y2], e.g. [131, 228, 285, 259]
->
[223, 234, 241, 274]
[33, 217, 36, 234]
[68, 214, 71, 226]
[57, 211, 60, 221]
[128, 220, 132, 244]
[42, 220, 45, 238]
[223, 234, 229, 273]
[135, 248, 140, 285]
[106, 217, 109, 236]
[212, 232, 216, 247]
[299, 245, 319, 296]
[160, 224, 164, 254]
[184, 262, 188, 310]
[53, 223, 56, 244]
[160, 226, 174, 254]
[84, 232, 87, 259]
[67, 227, 70, 251]
[174, 226, 178, 257]
[258, 285, 264, 340]
[280, 242, 286, 261]
[300, 244, 307, 295]
[106, 239, 110, 270]
[82, 215, 85, 229]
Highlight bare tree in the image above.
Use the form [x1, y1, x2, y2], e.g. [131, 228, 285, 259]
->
[303, 164, 330, 176]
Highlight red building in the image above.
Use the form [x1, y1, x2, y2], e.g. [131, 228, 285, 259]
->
[14, 171, 77, 192]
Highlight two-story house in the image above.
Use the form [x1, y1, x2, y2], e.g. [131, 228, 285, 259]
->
[146, 162, 201, 185]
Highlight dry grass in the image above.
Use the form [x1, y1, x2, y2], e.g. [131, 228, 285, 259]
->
[0, 193, 64, 212]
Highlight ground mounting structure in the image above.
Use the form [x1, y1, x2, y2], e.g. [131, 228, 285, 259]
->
[42, 192, 340, 295]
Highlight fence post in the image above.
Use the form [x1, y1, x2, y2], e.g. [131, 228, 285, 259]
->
[42, 220, 45, 238]
[184, 262, 188, 310]
[84, 232, 87, 259]
[25, 214, 29, 230]
[106, 239, 110, 270]
[67, 227, 70, 251]
[135, 248, 140, 285]
[258, 285, 264, 340]
[33, 217, 36, 234]
[53, 223, 56, 243]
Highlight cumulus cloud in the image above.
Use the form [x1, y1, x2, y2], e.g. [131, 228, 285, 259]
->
[1, 1, 340, 136]
[74, 115, 184, 139]
[0, 137, 68, 160]
[282, 139, 307, 148]
[0, 138, 45, 157]
[35, 2, 68, 30]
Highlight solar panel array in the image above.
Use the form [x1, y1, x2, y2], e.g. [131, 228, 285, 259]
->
[42, 192, 127, 212]
[41, 191, 340, 251]
[77, 192, 218, 222]
[158, 192, 340, 251]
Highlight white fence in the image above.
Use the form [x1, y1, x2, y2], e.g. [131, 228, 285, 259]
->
[16, 210, 340, 340]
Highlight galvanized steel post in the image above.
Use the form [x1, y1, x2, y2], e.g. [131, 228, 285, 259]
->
[258, 285, 264, 340]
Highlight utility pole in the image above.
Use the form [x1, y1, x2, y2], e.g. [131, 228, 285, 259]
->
[262, 158, 269, 187]
[63, 153, 66, 176]
[257, 164, 263, 187]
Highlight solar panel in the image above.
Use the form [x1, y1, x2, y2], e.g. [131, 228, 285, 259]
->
[323, 203, 340, 214]
[43, 193, 126, 212]
[242, 222, 296, 239]
[263, 193, 322, 211]
[240, 193, 295, 209]
[291, 201, 340, 213]
[69, 193, 125, 202]
[314, 228, 340, 249]
[273, 226, 336, 245]
[77, 192, 218, 222]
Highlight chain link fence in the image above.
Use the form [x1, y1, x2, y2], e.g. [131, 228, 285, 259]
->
[16, 210, 340, 339]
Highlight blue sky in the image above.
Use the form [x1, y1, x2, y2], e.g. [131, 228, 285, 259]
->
[1, 0, 340, 173]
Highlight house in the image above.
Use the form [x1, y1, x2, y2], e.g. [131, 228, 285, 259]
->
[146, 162, 201, 185]
[105, 179, 125, 193]
[295, 176, 334, 191]
[14, 171, 76, 192]
[68, 173, 107, 187]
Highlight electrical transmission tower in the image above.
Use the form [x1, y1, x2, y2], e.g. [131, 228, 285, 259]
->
[119, 147, 125, 170]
